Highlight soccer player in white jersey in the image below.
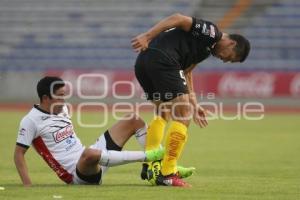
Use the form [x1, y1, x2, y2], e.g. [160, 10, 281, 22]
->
[14, 76, 165, 186]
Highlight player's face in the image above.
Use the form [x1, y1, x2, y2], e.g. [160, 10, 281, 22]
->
[212, 39, 239, 63]
[49, 86, 66, 114]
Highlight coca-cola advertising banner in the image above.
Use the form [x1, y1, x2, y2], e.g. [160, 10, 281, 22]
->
[46, 70, 300, 98]
[195, 71, 300, 98]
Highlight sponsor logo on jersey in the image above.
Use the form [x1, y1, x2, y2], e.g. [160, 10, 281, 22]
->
[201, 23, 210, 35]
[19, 128, 26, 136]
[192, 31, 200, 37]
[53, 125, 74, 143]
[41, 116, 51, 121]
[202, 23, 207, 34]
[210, 25, 216, 38]
[65, 137, 77, 151]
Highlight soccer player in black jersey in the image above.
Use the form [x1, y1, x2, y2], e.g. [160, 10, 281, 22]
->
[132, 13, 250, 187]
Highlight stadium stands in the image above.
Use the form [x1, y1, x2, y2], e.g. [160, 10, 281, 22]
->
[0, 0, 299, 71]
[0, 0, 200, 71]
[198, 0, 300, 70]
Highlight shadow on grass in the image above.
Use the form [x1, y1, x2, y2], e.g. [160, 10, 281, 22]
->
[1, 183, 66, 188]
[1, 183, 154, 188]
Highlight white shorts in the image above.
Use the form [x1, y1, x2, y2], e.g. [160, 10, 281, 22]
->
[72, 131, 121, 185]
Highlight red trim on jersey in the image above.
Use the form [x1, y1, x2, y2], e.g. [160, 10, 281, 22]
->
[32, 136, 73, 184]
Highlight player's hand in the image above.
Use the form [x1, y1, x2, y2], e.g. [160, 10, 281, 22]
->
[193, 106, 208, 128]
[131, 32, 150, 52]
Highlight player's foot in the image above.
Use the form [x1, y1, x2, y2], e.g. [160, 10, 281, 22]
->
[140, 163, 149, 180]
[177, 166, 196, 179]
[145, 148, 165, 162]
[140, 162, 195, 181]
[156, 173, 191, 187]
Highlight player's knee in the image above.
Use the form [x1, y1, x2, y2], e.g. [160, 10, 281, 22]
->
[81, 148, 100, 165]
[124, 113, 138, 122]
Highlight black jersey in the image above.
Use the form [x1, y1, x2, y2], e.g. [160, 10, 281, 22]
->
[148, 18, 222, 70]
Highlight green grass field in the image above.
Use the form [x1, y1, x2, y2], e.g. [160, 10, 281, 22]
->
[0, 111, 299, 200]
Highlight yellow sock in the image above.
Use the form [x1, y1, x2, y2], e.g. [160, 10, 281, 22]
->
[161, 121, 187, 176]
[145, 116, 166, 151]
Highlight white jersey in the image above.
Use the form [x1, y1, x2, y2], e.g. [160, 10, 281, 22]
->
[16, 105, 85, 184]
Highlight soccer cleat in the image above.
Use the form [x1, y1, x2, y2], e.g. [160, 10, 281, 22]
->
[145, 148, 165, 162]
[177, 166, 196, 179]
[156, 173, 192, 187]
[140, 163, 149, 180]
[140, 161, 195, 181]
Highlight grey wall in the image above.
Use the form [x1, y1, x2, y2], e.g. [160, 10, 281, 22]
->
[0, 71, 43, 102]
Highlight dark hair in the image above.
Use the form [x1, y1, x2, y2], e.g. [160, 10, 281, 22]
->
[37, 76, 65, 102]
[229, 34, 250, 62]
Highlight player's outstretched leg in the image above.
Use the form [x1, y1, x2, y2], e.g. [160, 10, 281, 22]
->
[145, 147, 165, 162]
[98, 147, 164, 167]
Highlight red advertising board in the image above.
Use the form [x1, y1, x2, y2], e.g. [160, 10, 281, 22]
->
[46, 70, 300, 98]
[195, 71, 300, 97]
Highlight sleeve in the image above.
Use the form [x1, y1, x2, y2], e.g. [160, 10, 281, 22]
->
[16, 117, 37, 148]
[189, 17, 223, 47]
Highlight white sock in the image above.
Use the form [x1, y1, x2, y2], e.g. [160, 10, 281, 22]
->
[135, 125, 147, 149]
[99, 150, 146, 167]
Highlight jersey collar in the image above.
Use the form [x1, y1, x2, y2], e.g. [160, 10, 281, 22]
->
[34, 104, 51, 115]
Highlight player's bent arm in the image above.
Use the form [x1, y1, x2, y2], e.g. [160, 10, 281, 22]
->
[131, 13, 193, 51]
[145, 13, 192, 40]
[184, 65, 208, 127]
[14, 145, 32, 186]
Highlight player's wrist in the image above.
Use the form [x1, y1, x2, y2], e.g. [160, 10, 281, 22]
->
[188, 95, 198, 108]
[145, 31, 153, 41]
